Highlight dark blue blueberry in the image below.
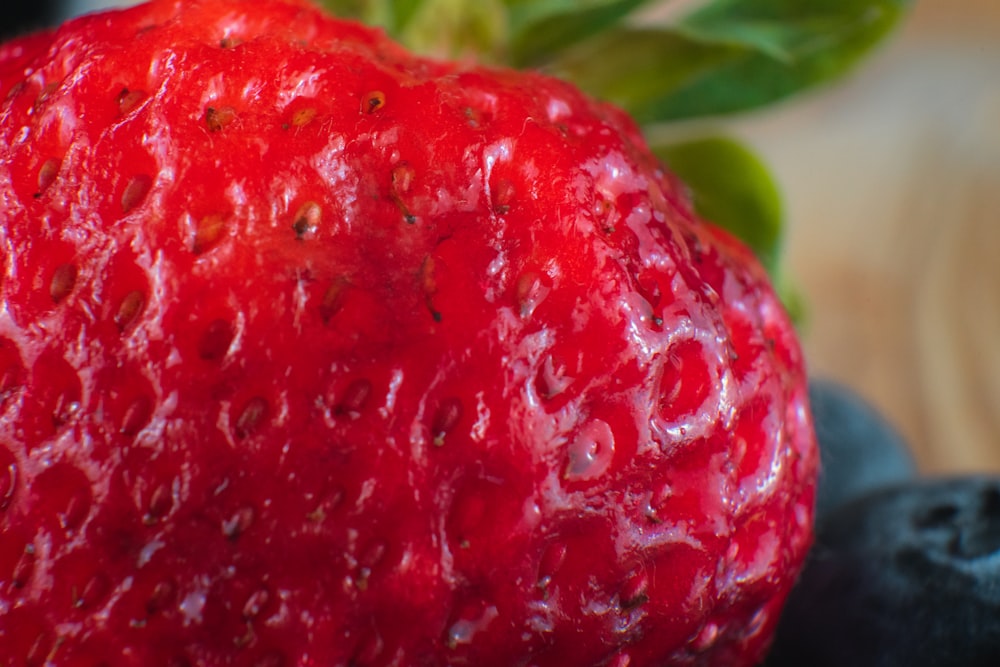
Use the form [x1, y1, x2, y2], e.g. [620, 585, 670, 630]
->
[1, 0, 57, 39]
[766, 476, 1000, 667]
[809, 378, 917, 520]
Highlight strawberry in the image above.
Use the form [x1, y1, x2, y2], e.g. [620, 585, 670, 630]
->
[0, 0, 818, 665]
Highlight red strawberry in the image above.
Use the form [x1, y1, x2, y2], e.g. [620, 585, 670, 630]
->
[0, 0, 817, 665]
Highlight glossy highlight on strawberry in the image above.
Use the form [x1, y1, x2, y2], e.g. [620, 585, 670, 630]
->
[0, 1, 817, 665]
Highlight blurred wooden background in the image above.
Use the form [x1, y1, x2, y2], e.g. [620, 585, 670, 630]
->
[734, 0, 1000, 472]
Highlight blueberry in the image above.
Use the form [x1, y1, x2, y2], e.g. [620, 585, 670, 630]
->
[0, 1, 57, 39]
[766, 477, 1000, 666]
[809, 378, 917, 520]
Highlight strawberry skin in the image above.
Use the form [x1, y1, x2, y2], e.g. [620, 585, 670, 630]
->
[0, 1, 818, 665]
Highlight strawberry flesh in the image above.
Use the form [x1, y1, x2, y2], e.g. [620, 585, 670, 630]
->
[0, 1, 818, 665]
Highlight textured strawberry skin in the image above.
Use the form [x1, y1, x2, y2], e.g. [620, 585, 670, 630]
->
[0, 1, 817, 665]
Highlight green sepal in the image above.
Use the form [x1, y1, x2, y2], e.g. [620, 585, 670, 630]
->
[546, 0, 912, 123]
[654, 136, 783, 274]
[655, 135, 808, 321]
[775, 271, 807, 327]
[504, 0, 654, 68]
[319, 0, 507, 60]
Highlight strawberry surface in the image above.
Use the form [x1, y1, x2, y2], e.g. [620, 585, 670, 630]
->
[0, 1, 818, 665]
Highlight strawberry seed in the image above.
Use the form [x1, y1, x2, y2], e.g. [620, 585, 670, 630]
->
[36, 158, 60, 195]
[362, 90, 385, 113]
[235, 397, 269, 438]
[114, 290, 146, 331]
[49, 263, 77, 303]
[205, 105, 237, 132]
[121, 174, 152, 213]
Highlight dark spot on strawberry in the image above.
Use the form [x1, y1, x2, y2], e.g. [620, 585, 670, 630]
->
[35, 157, 60, 196]
[120, 395, 153, 437]
[193, 214, 227, 254]
[120, 174, 152, 213]
[75, 571, 111, 610]
[235, 397, 269, 438]
[620, 570, 649, 609]
[431, 397, 463, 447]
[362, 90, 385, 114]
[114, 290, 146, 331]
[0, 447, 16, 511]
[205, 105, 237, 132]
[337, 378, 372, 416]
[219, 37, 241, 48]
[49, 263, 77, 304]
[116, 87, 146, 115]
[198, 319, 235, 360]
[292, 200, 321, 239]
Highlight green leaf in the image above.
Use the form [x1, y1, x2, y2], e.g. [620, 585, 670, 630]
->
[546, 27, 744, 124]
[504, 0, 654, 68]
[319, 0, 507, 60]
[654, 136, 783, 274]
[389, 0, 425, 31]
[547, 0, 912, 123]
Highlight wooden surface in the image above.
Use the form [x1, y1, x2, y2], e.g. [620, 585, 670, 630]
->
[733, 0, 1000, 472]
